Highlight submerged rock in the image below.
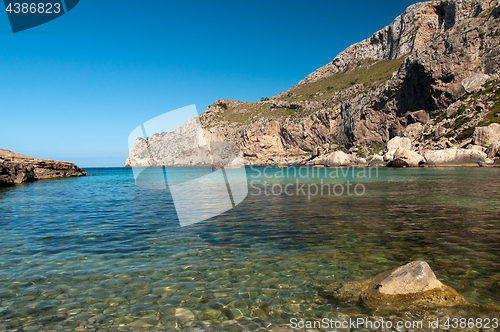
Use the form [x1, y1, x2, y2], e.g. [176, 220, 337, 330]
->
[326, 261, 468, 313]
[175, 308, 195, 323]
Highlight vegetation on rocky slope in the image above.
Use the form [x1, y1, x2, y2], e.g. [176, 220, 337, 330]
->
[202, 58, 405, 127]
[420, 80, 500, 147]
[278, 58, 405, 102]
[196, 0, 500, 165]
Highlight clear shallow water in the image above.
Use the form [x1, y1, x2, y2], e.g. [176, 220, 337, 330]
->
[0, 167, 499, 331]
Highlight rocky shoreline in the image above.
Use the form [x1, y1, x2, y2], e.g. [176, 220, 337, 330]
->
[0, 149, 87, 187]
[308, 123, 500, 168]
[126, 121, 500, 168]
[235, 111, 500, 168]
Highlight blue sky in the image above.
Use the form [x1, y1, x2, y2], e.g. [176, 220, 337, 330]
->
[1, 0, 418, 167]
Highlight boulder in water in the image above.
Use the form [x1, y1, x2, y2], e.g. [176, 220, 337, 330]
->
[326, 261, 468, 312]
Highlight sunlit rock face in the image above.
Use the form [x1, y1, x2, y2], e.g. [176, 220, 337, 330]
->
[128, 0, 500, 166]
[0, 149, 86, 186]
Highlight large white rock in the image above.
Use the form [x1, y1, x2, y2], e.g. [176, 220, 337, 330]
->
[461, 73, 489, 94]
[472, 123, 500, 147]
[384, 137, 413, 162]
[467, 144, 486, 152]
[368, 155, 386, 166]
[404, 123, 424, 137]
[390, 148, 425, 167]
[323, 151, 350, 166]
[383, 151, 395, 162]
[378, 261, 444, 295]
[423, 148, 488, 166]
[387, 136, 412, 151]
[486, 139, 500, 159]
[350, 155, 368, 165]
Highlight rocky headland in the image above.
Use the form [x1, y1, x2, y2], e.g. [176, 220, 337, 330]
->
[0, 149, 87, 187]
[127, 0, 500, 168]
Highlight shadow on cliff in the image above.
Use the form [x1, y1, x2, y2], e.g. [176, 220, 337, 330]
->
[370, 61, 458, 139]
[394, 62, 437, 116]
[339, 61, 444, 146]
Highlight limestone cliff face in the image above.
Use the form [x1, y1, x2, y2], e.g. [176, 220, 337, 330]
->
[125, 117, 245, 168]
[298, 0, 490, 84]
[128, 0, 500, 166]
[126, 117, 212, 167]
[0, 149, 87, 187]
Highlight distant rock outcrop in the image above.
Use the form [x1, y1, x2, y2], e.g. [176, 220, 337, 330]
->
[325, 261, 468, 313]
[126, 118, 212, 168]
[0, 149, 86, 187]
[125, 117, 244, 168]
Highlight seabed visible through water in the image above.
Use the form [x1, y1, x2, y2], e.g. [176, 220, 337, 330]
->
[0, 167, 499, 331]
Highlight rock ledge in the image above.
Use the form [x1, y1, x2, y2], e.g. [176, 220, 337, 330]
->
[0, 149, 86, 187]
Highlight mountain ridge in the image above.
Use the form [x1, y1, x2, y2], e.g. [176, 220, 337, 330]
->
[127, 0, 500, 167]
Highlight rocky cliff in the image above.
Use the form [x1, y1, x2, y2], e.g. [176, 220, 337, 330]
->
[128, 0, 500, 167]
[0, 149, 87, 187]
[126, 118, 212, 167]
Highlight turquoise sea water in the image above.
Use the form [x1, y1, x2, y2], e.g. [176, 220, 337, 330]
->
[0, 167, 499, 331]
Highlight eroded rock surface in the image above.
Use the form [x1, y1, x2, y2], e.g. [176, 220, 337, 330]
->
[472, 123, 500, 147]
[0, 159, 37, 186]
[486, 139, 500, 158]
[423, 148, 488, 166]
[0, 149, 86, 187]
[388, 148, 425, 167]
[325, 261, 468, 313]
